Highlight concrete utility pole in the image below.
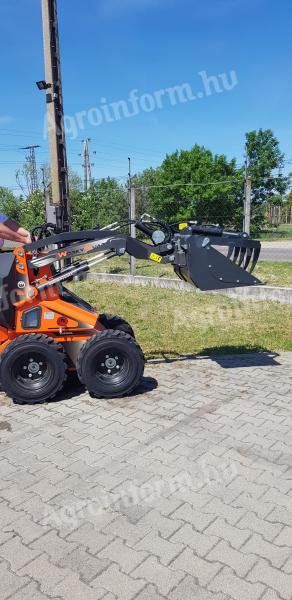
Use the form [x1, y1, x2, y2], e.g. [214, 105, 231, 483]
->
[243, 142, 252, 235]
[40, 0, 70, 231]
[128, 157, 136, 276]
[19, 145, 40, 193]
[244, 176, 252, 235]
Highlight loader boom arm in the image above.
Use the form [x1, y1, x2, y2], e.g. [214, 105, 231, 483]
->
[25, 220, 262, 292]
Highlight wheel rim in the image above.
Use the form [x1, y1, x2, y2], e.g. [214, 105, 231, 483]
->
[93, 347, 130, 387]
[11, 351, 53, 391]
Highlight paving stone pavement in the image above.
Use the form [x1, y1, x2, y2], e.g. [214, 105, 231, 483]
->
[0, 351, 292, 600]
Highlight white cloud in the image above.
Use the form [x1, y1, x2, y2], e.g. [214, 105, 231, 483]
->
[0, 115, 15, 126]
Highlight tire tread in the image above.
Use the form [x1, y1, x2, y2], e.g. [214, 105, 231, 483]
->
[0, 334, 67, 404]
[77, 329, 144, 398]
[98, 313, 135, 338]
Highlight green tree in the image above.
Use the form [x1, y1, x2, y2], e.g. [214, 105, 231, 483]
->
[245, 129, 290, 229]
[285, 191, 292, 209]
[20, 190, 45, 231]
[135, 146, 243, 228]
[67, 170, 85, 230]
[0, 187, 21, 221]
[68, 168, 83, 193]
[70, 188, 95, 230]
[245, 129, 288, 202]
[283, 190, 292, 222]
[69, 176, 127, 231]
[89, 178, 128, 228]
[132, 168, 157, 218]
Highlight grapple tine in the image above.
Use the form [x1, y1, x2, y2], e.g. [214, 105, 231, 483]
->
[227, 245, 234, 260]
[232, 246, 241, 264]
[250, 246, 261, 273]
[173, 233, 262, 290]
[174, 265, 188, 282]
[237, 246, 247, 268]
[243, 246, 253, 271]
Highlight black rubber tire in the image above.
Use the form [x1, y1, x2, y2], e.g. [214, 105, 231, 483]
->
[0, 334, 67, 405]
[77, 329, 145, 399]
[98, 313, 135, 339]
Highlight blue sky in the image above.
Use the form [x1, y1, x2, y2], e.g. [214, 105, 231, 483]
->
[0, 0, 291, 192]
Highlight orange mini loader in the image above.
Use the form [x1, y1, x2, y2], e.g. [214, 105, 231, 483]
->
[0, 219, 261, 404]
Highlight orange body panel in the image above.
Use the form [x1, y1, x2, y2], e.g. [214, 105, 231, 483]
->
[0, 246, 105, 356]
[0, 326, 9, 344]
[15, 297, 99, 334]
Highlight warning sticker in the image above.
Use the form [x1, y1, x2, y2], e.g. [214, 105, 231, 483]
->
[44, 312, 55, 320]
[149, 252, 163, 263]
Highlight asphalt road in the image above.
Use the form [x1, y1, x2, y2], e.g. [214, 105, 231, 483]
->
[259, 242, 292, 262]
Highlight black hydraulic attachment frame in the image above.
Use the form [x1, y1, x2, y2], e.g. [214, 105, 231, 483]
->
[26, 220, 262, 292]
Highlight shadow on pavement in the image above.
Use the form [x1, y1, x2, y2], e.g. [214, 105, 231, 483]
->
[134, 376, 158, 395]
[33, 374, 158, 407]
[147, 347, 280, 369]
[3, 373, 158, 407]
[204, 348, 280, 368]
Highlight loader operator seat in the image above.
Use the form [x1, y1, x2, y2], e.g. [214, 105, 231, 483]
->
[0, 253, 16, 329]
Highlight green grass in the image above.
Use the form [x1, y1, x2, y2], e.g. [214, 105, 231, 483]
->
[255, 262, 292, 287]
[257, 224, 292, 241]
[92, 256, 292, 288]
[93, 255, 172, 278]
[68, 280, 292, 358]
